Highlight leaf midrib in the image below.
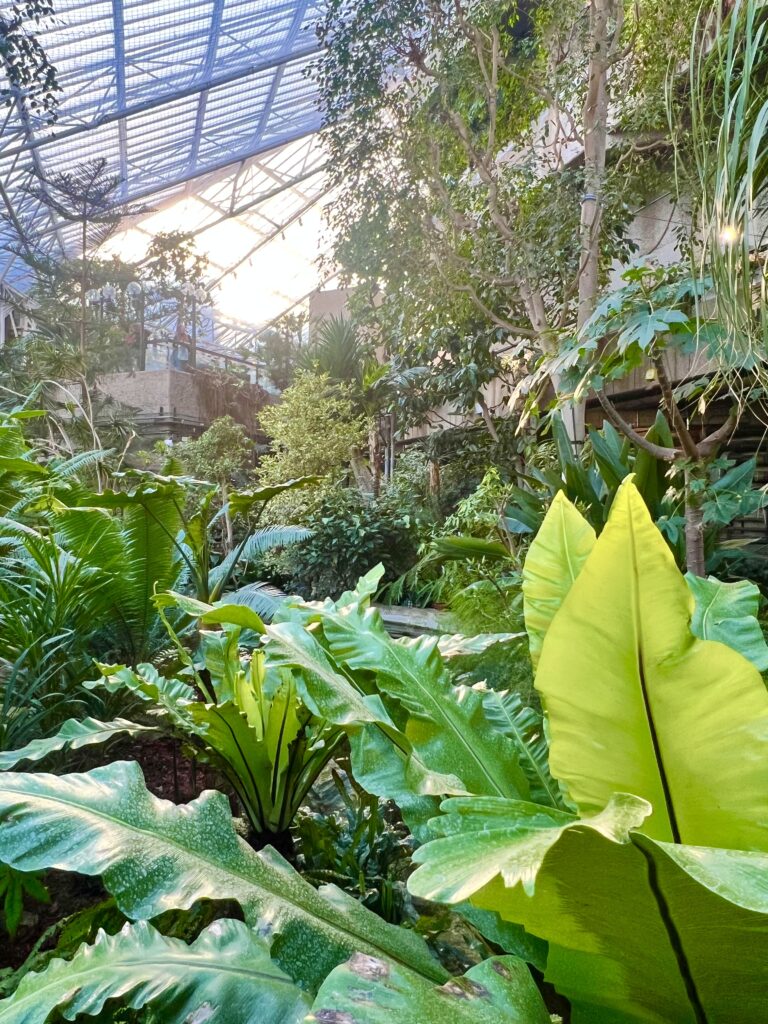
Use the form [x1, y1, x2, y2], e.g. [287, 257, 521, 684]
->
[0, 779, 445, 982]
[7, 947, 301, 1014]
[626, 502, 680, 844]
[374, 634, 509, 797]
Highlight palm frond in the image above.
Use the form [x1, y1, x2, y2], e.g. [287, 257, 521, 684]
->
[240, 525, 312, 562]
[51, 448, 114, 479]
[225, 582, 288, 623]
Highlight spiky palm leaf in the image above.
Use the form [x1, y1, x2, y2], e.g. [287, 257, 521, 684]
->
[207, 526, 311, 598]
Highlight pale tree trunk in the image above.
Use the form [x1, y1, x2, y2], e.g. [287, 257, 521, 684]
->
[80, 213, 88, 355]
[684, 468, 707, 578]
[477, 395, 500, 442]
[368, 420, 381, 497]
[572, 0, 622, 445]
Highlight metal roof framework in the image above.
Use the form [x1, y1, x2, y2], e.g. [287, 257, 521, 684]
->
[0, 0, 331, 344]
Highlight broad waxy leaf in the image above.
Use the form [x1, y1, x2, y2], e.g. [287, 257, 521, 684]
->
[266, 620, 393, 730]
[0, 717, 158, 771]
[410, 793, 649, 902]
[228, 477, 321, 518]
[686, 572, 768, 672]
[92, 662, 196, 706]
[401, 631, 525, 659]
[264, 621, 468, 823]
[0, 919, 310, 1024]
[320, 604, 530, 800]
[311, 952, 550, 1024]
[155, 590, 266, 634]
[0, 762, 447, 990]
[522, 490, 595, 668]
[409, 795, 768, 1024]
[536, 480, 768, 848]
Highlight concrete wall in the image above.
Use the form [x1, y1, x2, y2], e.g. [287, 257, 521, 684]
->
[96, 368, 271, 438]
[308, 287, 353, 323]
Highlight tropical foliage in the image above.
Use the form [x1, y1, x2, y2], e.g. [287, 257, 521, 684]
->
[410, 479, 768, 1022]
[2, 2, 768, 1021]
[2, 476, 767, 1021]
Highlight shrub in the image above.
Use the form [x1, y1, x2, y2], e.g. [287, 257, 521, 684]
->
[280, 487, 421, 600]
[257, 370, 369, 483]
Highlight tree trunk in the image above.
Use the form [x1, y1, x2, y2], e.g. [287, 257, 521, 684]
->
[684, 468, 707, 577]
[369, 420, 381, 497]
[350, 446, 374, 495]
[572, 0, 621, 445]
[80, 214, 88, 355]
[429, 459, 441, 497]
[477, 395, 500, 442]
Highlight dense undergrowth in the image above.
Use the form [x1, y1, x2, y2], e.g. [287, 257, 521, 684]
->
[1, 396, 767, 1022]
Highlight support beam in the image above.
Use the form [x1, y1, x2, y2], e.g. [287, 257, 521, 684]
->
[187, 0, 225, 171]
[0, 43, 323, 161]
[94, 122, 322, 206]
[111, 0, 129, 192]
[209, 183, 332, 288]
[18, 144, 327, 253]
[246, 0, 312, 153]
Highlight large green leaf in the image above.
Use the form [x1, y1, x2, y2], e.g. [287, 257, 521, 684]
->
[266, 620, 394, 730]
[587, 420, 630, 492]
[431, 536, 511, 562]
[320, 605, 530, 800]
[633, 411, 673, 514]
[0, 919, 309, 1024]
[409, 795, 768, 1024]
[228, 477, 321, 518]
[0, 717, 158, 771]
[522, 490, 595, 669]
[92, 662, 196, 707]
[311, 952, 550, 1024]
[480, 688, 566, 809]
[0, 762, 447, 991]
[156, 590, 266, 633]
[686, 572, 768, 672]
[403, 632, 525, 658]
[264, 621, 467, 808]
[551, 411, 603, 522]
[536, 479, 768, 848]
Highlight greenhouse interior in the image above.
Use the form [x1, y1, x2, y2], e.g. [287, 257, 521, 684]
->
[0, 1, 766, 1021]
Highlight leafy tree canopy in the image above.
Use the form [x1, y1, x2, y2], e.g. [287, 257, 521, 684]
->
[257, 370, 369, 484]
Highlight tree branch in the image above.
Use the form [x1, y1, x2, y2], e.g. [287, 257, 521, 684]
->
[698, 411, 738, 456]
[596, 389, 680, 460]
[651, 352, 699, 459]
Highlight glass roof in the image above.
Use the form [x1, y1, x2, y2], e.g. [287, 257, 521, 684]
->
[0, 0, 331, 343]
